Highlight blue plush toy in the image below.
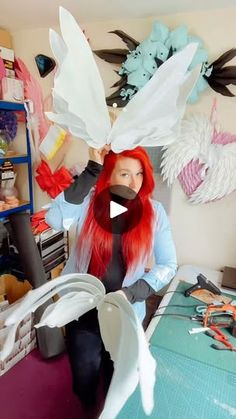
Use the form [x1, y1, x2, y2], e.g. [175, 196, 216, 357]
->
[118, 22, 210, 103]
[94, 22, 236, 107]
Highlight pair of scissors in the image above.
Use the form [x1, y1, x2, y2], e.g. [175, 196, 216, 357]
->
[205, 325, 236, 351]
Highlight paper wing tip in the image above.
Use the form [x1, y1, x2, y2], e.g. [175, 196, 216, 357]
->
[59, 6, 75, 26]
[173, 42, 199, 71]
[59, 6, 68, 17]
[186, 42, 198, 55]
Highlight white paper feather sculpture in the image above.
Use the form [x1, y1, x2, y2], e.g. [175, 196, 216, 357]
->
[45, 7, 200, 153]
[161, 114, 236, 203]
[0, 273, 156, 419]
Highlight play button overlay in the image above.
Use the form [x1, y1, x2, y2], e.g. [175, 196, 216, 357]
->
[93, 185, 143, 234]
[110, 201, 127, 219]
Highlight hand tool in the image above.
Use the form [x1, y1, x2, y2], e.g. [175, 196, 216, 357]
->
[184, 273, 221, 297]
[203, 303, 236, 337]
[205, 325, 236, 351]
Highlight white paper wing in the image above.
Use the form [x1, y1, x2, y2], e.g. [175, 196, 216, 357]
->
[189, 142, 236, 204]
[0, 274, 105, 361]
[47, 7, 111, 148]
[5, 273, 104, 326]
[98, 293, 156, 419]
[109, 44, 200, 152]
[161, 115, 213, 185]
[35, 291, 101, 328]
[137, 317, 156, 414]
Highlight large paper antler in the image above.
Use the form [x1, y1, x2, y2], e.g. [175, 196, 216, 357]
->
[46, 7, 199, 153]
[1, 274, 156, 419]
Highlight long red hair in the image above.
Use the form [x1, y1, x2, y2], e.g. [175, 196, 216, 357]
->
[77, 147, 155, 278]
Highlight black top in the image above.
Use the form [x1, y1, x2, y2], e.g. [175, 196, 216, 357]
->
[64, 160, 103, 204]
[64, 160, 155, 303]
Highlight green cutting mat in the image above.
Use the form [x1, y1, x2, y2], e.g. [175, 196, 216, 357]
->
[150, 281, 236, 374]
[118, 345, 236, 419]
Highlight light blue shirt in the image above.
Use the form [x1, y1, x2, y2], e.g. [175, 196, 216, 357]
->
[46, 190, 177, 322]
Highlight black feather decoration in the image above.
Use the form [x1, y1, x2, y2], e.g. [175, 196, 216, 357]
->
[93, 29, 139, 107]
[108, 30, 139, 51]
[154, 57, 164, 67]
[111, 74, 128, 88]
[210, 48, 236, 70]
[204, 48, 236, 97]
[206, 77, 235, 97]
[94, 48, 129, 64]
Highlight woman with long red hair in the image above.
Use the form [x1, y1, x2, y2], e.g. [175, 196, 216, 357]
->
[46, 145, 177, 417]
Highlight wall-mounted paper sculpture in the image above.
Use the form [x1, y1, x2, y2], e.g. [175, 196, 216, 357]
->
[161, 102, 236, 204]
[94, 23, 236, 107]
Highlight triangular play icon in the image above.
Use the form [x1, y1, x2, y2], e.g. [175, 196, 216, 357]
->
[110, 201, 128, 219]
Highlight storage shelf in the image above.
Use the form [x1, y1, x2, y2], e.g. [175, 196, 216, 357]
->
[0, 154, 29, 164]
[0, 101, 25, 111]
[0, 201, 31, 218]
[0, 100, 33, 216]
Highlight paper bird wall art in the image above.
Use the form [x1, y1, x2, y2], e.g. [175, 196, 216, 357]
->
[94, 22, 236, 107]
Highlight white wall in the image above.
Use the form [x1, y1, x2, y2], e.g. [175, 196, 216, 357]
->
[12, 6, 236, 270]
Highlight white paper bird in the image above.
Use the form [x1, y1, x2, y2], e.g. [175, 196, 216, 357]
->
[0, 273, 156, 419]
[45, 7, 200, 153]
[161, 114, 236, 203]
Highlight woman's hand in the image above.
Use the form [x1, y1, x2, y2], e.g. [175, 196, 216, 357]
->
[89, 145, 111, 165]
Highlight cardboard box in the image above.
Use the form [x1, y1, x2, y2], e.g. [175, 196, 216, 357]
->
[222, 266, 236, 290]
[0, 29, 12, 49]
[0, 337, 36, 376]
[1, 77, 24, 102]
[0, 302, 36, 376]
[0, 312, 34, 349]
[0, 46, 14, 62]
[0, 45, 14, 71]
[5, 69, 15, 78]
[0, 300, 8, 313]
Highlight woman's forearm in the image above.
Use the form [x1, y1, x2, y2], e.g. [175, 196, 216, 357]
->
[64, 160, 103, 204]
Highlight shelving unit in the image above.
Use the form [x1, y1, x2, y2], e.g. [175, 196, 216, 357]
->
[0, 101, 33, 217]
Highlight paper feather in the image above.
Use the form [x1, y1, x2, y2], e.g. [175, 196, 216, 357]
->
[46, 7, 200, 153]
[1, 273, 156, 419]
[161, 113, 236, 203]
